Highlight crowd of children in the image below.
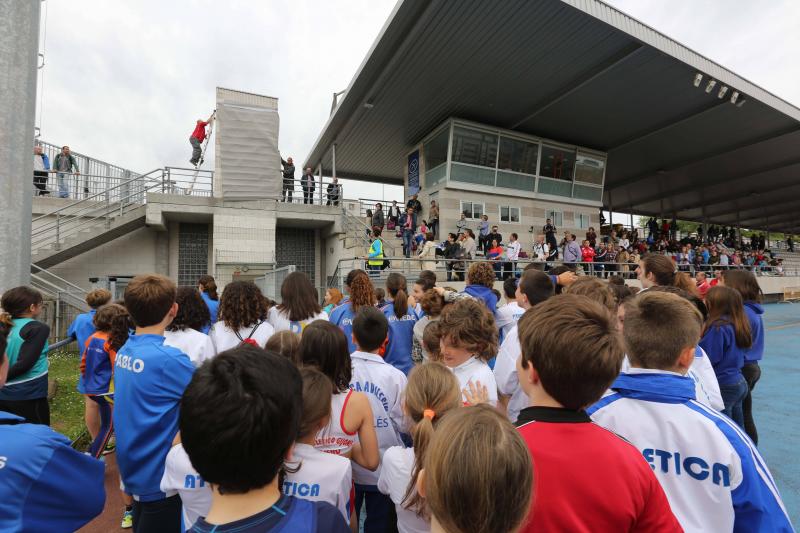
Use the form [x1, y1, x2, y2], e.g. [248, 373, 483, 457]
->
[0, 255, 794, 532]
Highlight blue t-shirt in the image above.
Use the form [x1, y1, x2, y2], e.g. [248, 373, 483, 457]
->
[113, 334, 194, 501]
[200, 292, 219, 334]
[188, 495, 349, 533]
[68, 310, 97, 354]
[329, 303, 359, 354]
[743, 302, 765, 363]
[380, 302, 417, 375]
[699, 321, 746, 386]
[0, 411, 105, 531]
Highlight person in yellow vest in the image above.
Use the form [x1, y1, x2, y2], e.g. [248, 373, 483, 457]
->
[365, 227, 385, 277]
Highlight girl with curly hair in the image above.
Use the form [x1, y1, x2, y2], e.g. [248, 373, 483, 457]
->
[209, 281, 274, 354]
[329, 270, 375, 353]
[438, 298, 499, 406]
[164, 287, 215, 366]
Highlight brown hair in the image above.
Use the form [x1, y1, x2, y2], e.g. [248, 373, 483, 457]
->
[325, 288, 343, 306]
[423, 405, 533, 533]
[218, 281, 269, 331]
[518, 269, 554, 306]
[722, 270, 763, 303]
[422, 320, 443, 361]
[518, 294, 623, 409]
[704, 286, 752, 349]
[299, 320, 352, 393]
[1, 286, 43, 319]
[466, 262, 496, 288]
[386, 272, 410, 319]
[564, 277, 616, 312]
[265, 330, 300, 365]
[85, 289, 112, 309]
[402, 363, 462, 515]
[641, 254, 699, 296]
[198, 275, 218, 300]
[168, 286, 211, 332]
[347, 271, 375, 311]
[624, 291, 703, 369]
[278, 272, 323, 321]
[438, 298, 498, 362]
[298, 367, 333, 439]
[419, 289, 444, 318]
[124, 274, 176, 328]
[93, 303, 131, 351]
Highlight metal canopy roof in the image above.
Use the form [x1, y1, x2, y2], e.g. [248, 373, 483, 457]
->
[305, 0, 800, 232]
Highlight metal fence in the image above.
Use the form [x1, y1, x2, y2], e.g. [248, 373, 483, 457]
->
[278, 177, 343, 206]
[254, 265, 296, 303]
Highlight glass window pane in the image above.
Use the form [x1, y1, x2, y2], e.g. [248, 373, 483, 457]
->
[510, 208, 520, 223]
[574, 153, 605, 185]
[496, 170, 535, 191]
[572, 183, 603, 201]
[452, 126, 498, 168]
[546, 210, 563, 227]
[501, 206, 509, 221]
[426, 164, 447, 188]
[424, 128, 449, 171]
[450, 162, 496, 187]
[498, 137, 538, 175]
[539, 145, 575, 181]
[538, 177, 572, 197]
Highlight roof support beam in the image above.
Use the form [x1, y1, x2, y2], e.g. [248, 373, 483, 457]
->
[509, 42, 644, 130]
[608, 126, 800, 191]
[739, 206, 800, 226]
[702, 188, 800, 219]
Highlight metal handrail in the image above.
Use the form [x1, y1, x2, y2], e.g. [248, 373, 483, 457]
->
[341, 208, 398, 256]
[31, 263, 87, 293]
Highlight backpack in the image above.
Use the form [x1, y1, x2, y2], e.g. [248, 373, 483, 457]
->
[234, 321, 264, 347]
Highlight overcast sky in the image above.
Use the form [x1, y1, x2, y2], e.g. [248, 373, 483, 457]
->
[37, 0, 800, 203]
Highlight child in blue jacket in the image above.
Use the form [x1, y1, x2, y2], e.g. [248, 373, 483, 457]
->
[380, 273, 417, 375]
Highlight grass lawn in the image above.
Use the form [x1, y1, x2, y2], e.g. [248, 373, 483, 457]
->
[48, 349, 89, 445]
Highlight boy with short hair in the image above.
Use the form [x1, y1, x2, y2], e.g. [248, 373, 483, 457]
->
[182, 346, 349, 532]
[495, 277, 524, 340]
[494, 269, 554, 422]
[350, 307, 407, 532]
[114, 274, 195, 532]
[589, 291, 793, 532]
[515, 294, 681, 532]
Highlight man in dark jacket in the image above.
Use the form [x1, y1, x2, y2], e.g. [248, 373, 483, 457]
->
[406, 193, 422, 215]
[326, 176, 341, 206]
[301, 166, 316, 204]
[280, 156, 295, 202]
[487, 226, 503, 250]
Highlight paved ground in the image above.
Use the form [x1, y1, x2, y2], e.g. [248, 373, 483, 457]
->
[755, 303, 799, 525]
[79, 304, 799, 531]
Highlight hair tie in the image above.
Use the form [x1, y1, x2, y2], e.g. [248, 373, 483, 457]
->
[423, 409, 435, 420]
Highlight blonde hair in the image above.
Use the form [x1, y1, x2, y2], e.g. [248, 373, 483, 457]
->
[563, 277, 616, 312]
[423, 405, 533, 533]
[402, 363, 462, 515]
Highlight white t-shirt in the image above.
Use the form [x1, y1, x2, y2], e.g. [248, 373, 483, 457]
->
[350, 350, 407, 486]
[495, 301, 524, 340]
[284, 443, 352, 522]
[377, 446, 430, 533]
[315, 390, 358, 456]
[159, 444, 212, 530]
[506, 240, 521, 261]
[268, 307, 328, 334]
[450, 356, 498, 407]
[493, 326, 528, 422]
[208, 320, 274, 354]
[163, 328, 215, 367]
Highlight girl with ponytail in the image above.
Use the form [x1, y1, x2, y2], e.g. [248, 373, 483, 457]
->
[0, 286, 50, 425]
[197, 275, 219, 333]
[377, 362, 462, 533]
[637, 254, 699, 297]
[380, 273, 418, 375]
[329, 270, 376, 353]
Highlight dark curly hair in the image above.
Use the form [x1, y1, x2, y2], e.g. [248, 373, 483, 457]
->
[218, 281, 269, 331]
[168, 287, 211, 332]
[93, 303, 131, 351]
[438, 298, 498, 362]
[467, 262, 497, 288]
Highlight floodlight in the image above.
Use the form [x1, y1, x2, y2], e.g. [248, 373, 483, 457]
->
[718, 86, 728, 99]
[705, 80, 717, 93]
[730, 91, 739, 104]
[693, 73, 703, 87]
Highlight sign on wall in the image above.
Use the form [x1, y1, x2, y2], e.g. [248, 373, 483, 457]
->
[408, 150, 420, 195]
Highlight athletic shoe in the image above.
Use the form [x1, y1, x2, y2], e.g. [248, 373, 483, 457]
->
[121, 509, 133, 529]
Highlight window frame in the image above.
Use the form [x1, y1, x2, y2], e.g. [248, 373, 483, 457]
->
[499, 205, 521, 224]
[460, 201, 485, 220]
[576, 213, 590, 230]
[545, 209, 563, 228]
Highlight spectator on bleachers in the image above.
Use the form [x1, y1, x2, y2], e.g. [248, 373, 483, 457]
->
[532, 234, 549, 262]
[326, 176, 341, 206]
[301, 167, 316, 204]
[406, 193, 422, 215]
[280, 156, 295, 202]
[53, 146, 80, 198]
[456, 212, 468, 235]
[478, 215, 490, 251]
[585, 226, 597, 248]
[428, 200, 439, 238]
[543, 218, 557, 250]
[372, 203, 385, 230]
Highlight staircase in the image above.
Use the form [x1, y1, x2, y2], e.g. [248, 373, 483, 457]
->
[341, 209, 398, 257]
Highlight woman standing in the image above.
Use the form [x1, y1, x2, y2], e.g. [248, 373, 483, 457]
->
[0, 287, 50, 424]
[372, 203, 385, 231]
[197, 275, 219, 334]
[417, 232, 438, 272]
[268, 271, 329, 334]
[429, 200, 439, 238]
